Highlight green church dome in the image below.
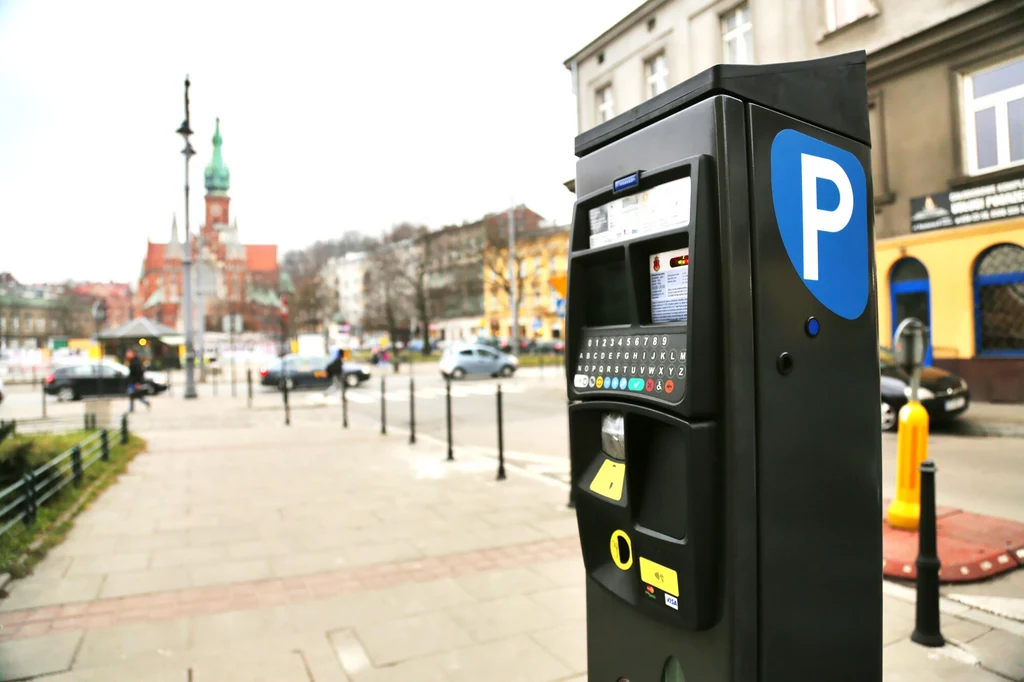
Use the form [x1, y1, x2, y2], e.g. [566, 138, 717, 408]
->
[204, 117, 230, 194]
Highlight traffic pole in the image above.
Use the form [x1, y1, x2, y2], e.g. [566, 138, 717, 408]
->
[409, 378, 416, 445]
[911, 460, 945, 648]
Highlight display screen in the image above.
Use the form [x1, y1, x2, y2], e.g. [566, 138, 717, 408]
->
[650, 248, 689, 324]
[586, 260, 630, 327]
[588, 177, 691, 249]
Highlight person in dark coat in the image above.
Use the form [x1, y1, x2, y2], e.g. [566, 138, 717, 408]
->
[126, 349, 151, 412]
[324, 348, 343, 396]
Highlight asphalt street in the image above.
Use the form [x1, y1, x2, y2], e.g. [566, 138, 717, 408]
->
[4, 367, 1023, 524]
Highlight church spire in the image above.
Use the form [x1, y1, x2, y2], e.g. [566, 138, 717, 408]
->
[204, 117, 231, 195]
[166, 213, 184, 260]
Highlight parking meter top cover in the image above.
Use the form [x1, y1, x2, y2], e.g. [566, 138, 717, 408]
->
[574, 50, 869, 158]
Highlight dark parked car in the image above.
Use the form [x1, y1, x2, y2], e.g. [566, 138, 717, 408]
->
[259, 354, 371, 390]
[880, 347, 970, 432]
[45, 362, 168, 402]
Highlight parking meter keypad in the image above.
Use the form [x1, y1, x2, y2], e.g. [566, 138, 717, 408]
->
[572, 331, 686, 401]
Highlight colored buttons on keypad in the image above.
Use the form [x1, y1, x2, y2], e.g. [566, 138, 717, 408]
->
[665, 379, 675, 394]
[619, 377, 627, 389]
[573, 375, 588, 388]
[628, 378, 644, 391]
[645, 378, 654, 392]
[596, 376, 604, 388]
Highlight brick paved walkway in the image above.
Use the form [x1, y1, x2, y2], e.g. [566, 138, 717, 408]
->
[0, 536, 579, 642]
[1, 398, 1022, 681]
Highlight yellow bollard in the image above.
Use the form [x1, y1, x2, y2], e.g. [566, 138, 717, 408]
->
[887, 400, 930, 530]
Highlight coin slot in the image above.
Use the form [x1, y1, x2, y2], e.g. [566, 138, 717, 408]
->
[610, 529, 633, 570]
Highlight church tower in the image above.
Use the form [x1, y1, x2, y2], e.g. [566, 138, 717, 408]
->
[203, 118, 231, 231]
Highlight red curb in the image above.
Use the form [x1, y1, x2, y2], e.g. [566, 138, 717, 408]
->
[882, 509, 1024, 583]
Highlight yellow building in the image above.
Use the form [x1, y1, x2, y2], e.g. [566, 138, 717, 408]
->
[877, 178, 1024, 403]
[483, 225, 569, 342]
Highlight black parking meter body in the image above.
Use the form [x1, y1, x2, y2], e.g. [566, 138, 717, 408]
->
[565, 52, 881, 682]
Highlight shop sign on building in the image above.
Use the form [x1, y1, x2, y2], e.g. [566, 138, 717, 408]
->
[911, 171, 1024, 233]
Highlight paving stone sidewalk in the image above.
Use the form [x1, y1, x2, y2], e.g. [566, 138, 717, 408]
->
[0, 405, 1021, 681]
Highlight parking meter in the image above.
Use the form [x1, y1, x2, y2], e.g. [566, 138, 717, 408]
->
[893, 317, 928, 401]
[565, 52, 881, 681]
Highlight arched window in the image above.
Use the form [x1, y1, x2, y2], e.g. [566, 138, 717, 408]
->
[974, 243, 1024, 356]
[890, 257, 932, 365]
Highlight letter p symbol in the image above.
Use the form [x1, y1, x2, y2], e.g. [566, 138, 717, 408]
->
[800, 153, 853, 281]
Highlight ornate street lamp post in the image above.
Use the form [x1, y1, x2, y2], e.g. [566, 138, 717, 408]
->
[176, 77, 198, 399]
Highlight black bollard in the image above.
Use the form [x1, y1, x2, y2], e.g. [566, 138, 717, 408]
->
[282, 377, 291, 427]
[496, 384, 506, 481]
[445, 378, 454, 461]
[409, 378, 416, 445]
[341, 374, 349, 430]
[101, 429, 110, 461]
[247, 369, 253, 408]
[380, 376, 387, 435]
[911, 460, 945, 648]
[121, 413, 128, 444]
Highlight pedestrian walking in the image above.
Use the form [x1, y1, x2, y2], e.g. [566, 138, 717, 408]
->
[324, 348, 343, 397]
[126, 349, 151, 412]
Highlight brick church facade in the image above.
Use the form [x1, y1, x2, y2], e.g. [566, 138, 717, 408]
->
[137, 119, 290, 335]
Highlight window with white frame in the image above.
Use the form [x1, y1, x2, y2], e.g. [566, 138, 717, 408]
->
[721, 4, 753, 65]
[824, 0, 876, 33]
[645, 52, 668, 99]
[963, 56, 1024, 175]
[596, 84, 615, 123]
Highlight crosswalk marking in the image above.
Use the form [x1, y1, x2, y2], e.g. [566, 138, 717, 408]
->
[312, 382, 528, 405]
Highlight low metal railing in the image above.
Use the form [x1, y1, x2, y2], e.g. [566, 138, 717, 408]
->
[0, 414, 129, 538]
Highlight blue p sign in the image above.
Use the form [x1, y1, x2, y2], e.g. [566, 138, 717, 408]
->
[770, 129, 869, 320]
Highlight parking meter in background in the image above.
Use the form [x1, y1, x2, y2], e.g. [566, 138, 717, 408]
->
[565, 51, 881, 681]
[894, 317, 929, 401]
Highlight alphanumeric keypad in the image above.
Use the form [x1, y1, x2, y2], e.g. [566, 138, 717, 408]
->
[572, 331, 686, 400]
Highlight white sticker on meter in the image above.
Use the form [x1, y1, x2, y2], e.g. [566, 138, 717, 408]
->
[588, 177, 691, 248]
[650, 248, 689, 324]
[574, 375, 588, 388]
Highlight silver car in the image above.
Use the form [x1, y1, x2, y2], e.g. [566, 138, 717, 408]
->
[439, 344, 518, 379]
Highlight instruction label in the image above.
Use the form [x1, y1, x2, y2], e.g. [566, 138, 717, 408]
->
[650, 248, 689, 324]
[588, 177, 691, 248]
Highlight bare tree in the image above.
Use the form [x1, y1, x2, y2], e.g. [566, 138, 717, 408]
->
[389, 224, 437, 355]
[51, 283, 90, 338]
[482, 216, 539, 329]
[280, 231, 377, 336]
[362, 237, 412, 346]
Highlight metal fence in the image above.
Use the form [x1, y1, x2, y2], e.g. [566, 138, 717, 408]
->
[0, 414, 129, 539]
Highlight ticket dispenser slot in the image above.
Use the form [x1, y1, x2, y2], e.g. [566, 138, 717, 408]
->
[570, 401, 719, 631]
[566, 51, 881, 682]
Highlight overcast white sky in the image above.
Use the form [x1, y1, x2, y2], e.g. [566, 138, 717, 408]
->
[0, 0, 643, 284]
